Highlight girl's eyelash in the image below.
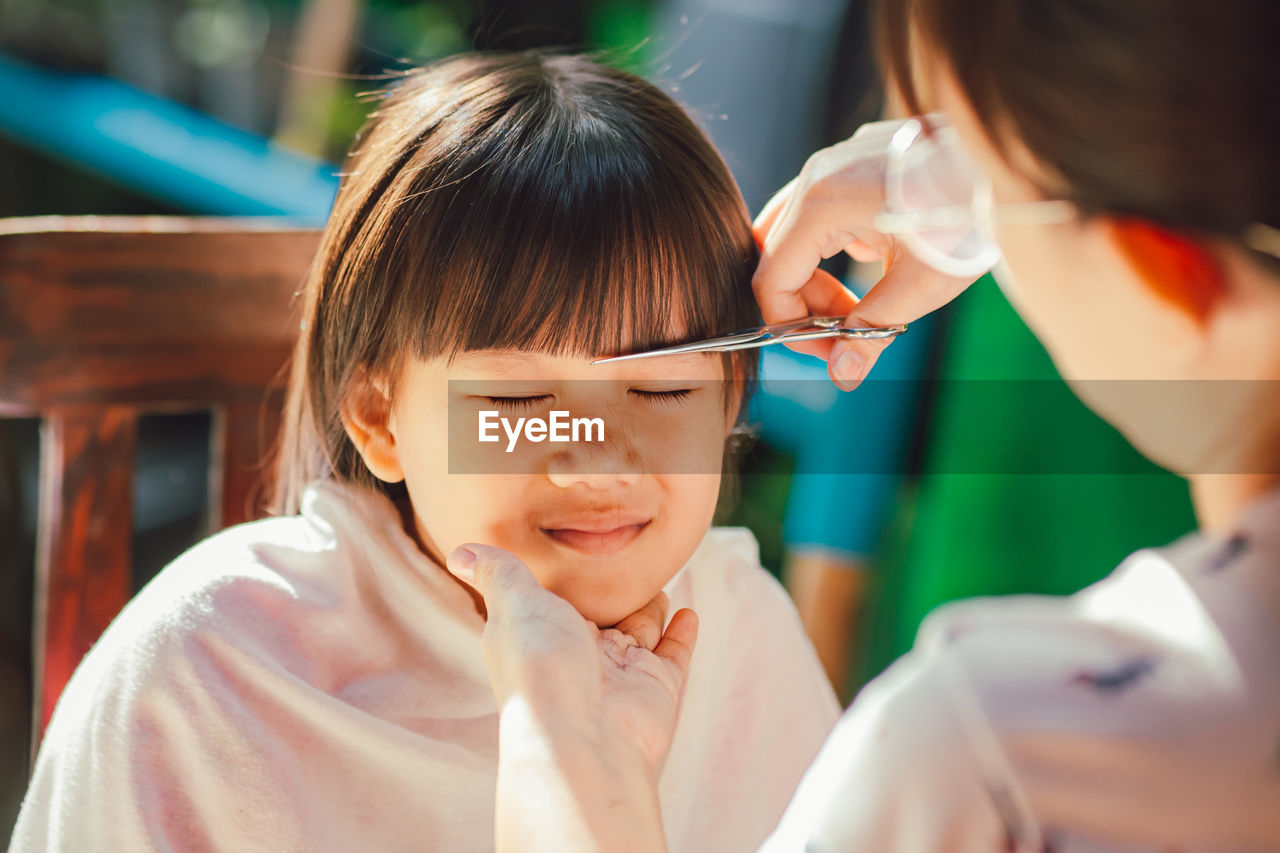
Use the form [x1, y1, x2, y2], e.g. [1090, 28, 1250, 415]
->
[482, 395, 551, 411]
[630, 388, 694, 404]
[480, 390, 693, 410]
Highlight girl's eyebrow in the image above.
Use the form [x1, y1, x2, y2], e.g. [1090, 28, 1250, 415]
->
[451, 351, 547, 371]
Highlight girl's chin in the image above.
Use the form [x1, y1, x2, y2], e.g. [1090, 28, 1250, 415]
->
[559, 592, 646, 629]
[538, 579, 662, 629]
[522, 550, 686, 627]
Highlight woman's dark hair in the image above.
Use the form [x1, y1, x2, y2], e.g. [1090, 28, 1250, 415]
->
[874, 0, 1280, 267]
[273, 51, 760, 514]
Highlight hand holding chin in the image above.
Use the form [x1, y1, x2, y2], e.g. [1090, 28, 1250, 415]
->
[447, 543, 698, 774]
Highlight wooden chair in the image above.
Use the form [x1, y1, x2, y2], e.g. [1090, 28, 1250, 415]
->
[0, 216, 321, 748]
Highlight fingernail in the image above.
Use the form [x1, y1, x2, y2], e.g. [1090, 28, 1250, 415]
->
[832, 349, 866, 391]
[448, 547, 476, 583]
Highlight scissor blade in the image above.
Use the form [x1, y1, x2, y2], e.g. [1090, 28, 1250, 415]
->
[590, 319, 908, 364]
[590, 330, 766, 364]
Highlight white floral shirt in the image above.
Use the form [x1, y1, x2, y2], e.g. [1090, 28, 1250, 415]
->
[765, 488, 1280, 851]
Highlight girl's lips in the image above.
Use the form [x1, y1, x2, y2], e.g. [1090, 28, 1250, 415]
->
[541, 521, 651, 554]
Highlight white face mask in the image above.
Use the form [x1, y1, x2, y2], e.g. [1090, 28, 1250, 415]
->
[872, 115, 1075, 278]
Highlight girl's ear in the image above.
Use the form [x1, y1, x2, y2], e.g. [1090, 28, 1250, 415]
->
[340, 373, 405, 483]
[1109, 218, 1225, 323]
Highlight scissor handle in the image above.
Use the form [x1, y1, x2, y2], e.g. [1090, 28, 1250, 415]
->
[762, 315, 842, 332]
[759, 316, 908, 344]
[835, 324, 909, 340]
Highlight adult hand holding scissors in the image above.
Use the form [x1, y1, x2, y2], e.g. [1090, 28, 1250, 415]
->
[753, 117, 976, 390]
[446, 544, 697, 853]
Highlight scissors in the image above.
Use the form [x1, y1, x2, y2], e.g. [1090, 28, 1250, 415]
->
[591, 316, 908, 364]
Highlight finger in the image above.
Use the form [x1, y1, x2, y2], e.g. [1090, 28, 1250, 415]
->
[447, 543, 542, 605]
[827, 333, 892, 392]
[753, 202, 864, 325]
[612, 591, 669, 652]
[752, 184, 825, 324]
[652, 608, 698, 677]
[751, 185, 806, 325]
[781, 269, 860, 360]
[855, 247, 976, 323]
[804, 268, 859, 316]
[827, 250, 975, 390]
[845, 239, 881, 263]
[753, 226, 828, 324]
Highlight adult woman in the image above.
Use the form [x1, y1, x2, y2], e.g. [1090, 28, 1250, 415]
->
[447, 0, 1280, 848]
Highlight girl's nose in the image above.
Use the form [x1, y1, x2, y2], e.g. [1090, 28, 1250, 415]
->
[546, 447, 642, 489]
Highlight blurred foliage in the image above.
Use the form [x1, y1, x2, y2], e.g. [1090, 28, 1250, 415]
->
[0, 0, 657, 160]
[367, 1, 471, 60]
[719, 443, 793, 582]
[585, 0, 651, 71]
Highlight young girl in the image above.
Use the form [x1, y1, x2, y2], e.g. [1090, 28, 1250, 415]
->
[10, 52, 838, 852]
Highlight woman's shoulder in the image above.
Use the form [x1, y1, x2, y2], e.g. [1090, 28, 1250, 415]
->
[766, 563, 1180, 852]
[781, 538, 1280, 849]
[905, 548, 1206, 721]
[914, 534, 1268, 681]
[844, 539, 1271, 818]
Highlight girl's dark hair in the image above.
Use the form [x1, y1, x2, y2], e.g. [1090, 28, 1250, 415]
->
[874, 0, 1280, 268]
[273, 51, 760, 514]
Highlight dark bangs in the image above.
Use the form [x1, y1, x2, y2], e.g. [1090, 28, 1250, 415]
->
[342, 52, 760, 369]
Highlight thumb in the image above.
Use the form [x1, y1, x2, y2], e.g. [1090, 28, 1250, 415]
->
[652, 608, 698, 676]
[447, 543, 542, 611]
[828, 250, 974, 390]
[448, 543, 595, 706]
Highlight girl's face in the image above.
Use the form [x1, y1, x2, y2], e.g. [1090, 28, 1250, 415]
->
[379, 349, 737, 626]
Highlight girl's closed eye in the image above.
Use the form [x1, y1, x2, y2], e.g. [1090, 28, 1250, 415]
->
[481, 395, 552, 412]
[630, 388, 695, 405]
[479, 389, 698, 409]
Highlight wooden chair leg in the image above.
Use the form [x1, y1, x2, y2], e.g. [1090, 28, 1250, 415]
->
[213, 397, 280, 530]
[33, 406, 137, 752]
